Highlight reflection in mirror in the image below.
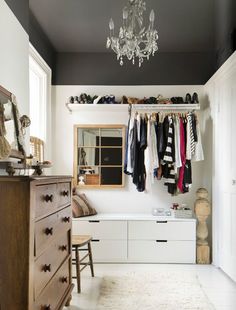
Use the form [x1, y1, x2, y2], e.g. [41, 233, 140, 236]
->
[100, 129, 122, 146]
[78, 128, 99, 147]
[78, 147, 99, 166]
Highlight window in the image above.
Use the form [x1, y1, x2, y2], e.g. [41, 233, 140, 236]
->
[29, 44, 51, 158]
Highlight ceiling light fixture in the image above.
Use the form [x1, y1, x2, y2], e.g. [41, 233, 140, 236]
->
[106, 0, 158, 67]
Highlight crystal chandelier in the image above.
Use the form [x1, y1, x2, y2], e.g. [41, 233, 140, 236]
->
[106, 0, 158, 67]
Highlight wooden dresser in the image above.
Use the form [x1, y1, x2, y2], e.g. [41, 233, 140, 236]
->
[0, 176, 74, 310]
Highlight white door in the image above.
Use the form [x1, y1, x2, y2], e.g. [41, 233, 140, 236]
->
[219, 70, 236, 282]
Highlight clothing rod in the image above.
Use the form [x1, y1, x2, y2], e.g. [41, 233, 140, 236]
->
[129, 103, 200, 111]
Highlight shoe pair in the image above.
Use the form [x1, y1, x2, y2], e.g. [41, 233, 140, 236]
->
[69, 96, 79, 104]
[98, 95, 116, 104]
[185, 92, 199, 104]
[171, 97, 184, 104]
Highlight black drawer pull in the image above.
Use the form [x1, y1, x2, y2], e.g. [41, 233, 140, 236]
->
[89, 220, 100, 223]
[60, 245, 68, 251]
[60, 276, 68, 283]
[44, 194, 53, 203]
[62, 190, 69, 197]
[63, 216, 70, 223]
[43, 305, 51, 310]
[92, 239, 100, 242]
[43, 264, 51, 272]
[156, 221, 168, 223]
[156, 240, 168, 243]
[45, 227, 53, 236]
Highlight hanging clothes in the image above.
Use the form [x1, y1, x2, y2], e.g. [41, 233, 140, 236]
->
[192, 120, 204, 162]
[125, 110, 203, 196]
[162, 116, 177, 195]
[133, 116, 147, 192]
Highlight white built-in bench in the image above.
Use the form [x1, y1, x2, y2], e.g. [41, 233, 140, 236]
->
[72, 214, 196, 264]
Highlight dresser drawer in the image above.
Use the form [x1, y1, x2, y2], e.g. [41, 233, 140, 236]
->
[34, 259, 70, 310]
[34, 232, 70, 298]
[35, 207, 72, 257]
[128, 221, 196, 241]
[72, 220, 127, 240]
[91, 240, 127, 262]
[128, 240, 196, 263]
[35, 184, 57, 219]
[57, 182, 71, 208]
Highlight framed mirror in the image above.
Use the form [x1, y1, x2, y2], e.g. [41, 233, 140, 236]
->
[0, 85, 25, 161]
[74, 125, 126, 188]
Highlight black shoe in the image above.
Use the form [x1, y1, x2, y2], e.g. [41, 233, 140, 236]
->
[74, 96, 79, 103]
[185, 93, 191, 104]
[171, 97, 177, 104]
[177, 97, 184, 104]
[192, 92, 199, 103]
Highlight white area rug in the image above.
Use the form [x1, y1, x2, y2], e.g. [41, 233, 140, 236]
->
[97, 271, 215, 310]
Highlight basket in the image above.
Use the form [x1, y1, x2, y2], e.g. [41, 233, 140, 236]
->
[172, 209, 193, 219]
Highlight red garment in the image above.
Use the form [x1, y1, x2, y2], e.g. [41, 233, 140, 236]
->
[178, 118, 186, 192]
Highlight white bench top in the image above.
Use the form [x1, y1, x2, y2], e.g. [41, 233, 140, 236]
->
[73, 213, 196, 222]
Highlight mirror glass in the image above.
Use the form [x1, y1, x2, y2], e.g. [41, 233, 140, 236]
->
[74, 125, 125, 187]
[0, 85, 25, 160]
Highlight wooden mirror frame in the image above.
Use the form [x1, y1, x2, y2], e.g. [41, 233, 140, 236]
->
[0, 85, 25, 161]
[73, 124, 126, 188]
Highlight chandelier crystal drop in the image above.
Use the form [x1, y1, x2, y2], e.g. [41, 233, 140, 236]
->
[106, 0, 158, 67]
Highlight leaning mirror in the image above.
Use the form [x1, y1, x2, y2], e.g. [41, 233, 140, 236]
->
[74, 125, 125, 188]
[0, 85, 25, 161]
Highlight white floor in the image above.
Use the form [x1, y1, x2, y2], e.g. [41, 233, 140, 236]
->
[66, 264, 236, 310]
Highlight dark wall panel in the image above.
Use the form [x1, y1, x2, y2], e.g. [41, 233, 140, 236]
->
[54, 52, 216, 85]
[29, 13, 56, 70]
[215, 0, 236, 68]
[4, 0, 29, 32]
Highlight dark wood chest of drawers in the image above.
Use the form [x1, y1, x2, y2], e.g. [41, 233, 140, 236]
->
[0, 176, 74, 310]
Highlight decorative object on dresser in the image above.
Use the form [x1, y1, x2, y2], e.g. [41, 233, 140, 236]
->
[0, 176, 74, 310]
[194, 188, 211, 264]
[72, 214, 196, 263]
[72, 235, 95, 293]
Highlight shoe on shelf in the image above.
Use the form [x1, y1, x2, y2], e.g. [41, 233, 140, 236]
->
[74, 96, 80, 104]
[192, 92, 199, 103]
[185, 93, 192, 104]
[69, 96, 74, 104]
[109, 95, 116, 104]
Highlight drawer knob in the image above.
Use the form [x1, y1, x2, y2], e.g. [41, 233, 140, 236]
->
[62, 190, 69, 197]
[43, 264, 51, 272]
[44, 194, 53, 203]
[63, 216, 70, 223]
[61, 276, 68, 283]
[43, 305, 51, 310]
[60, 245, 67, 251]
[45, 227, 53, 236]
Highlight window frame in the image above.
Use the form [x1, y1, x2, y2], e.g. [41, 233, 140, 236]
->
[29, 43, 52, 161]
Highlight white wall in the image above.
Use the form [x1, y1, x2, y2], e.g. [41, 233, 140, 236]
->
[52, 85, 212, 215]
[204, 51, 236, 269]
[0, 0, 29, 116]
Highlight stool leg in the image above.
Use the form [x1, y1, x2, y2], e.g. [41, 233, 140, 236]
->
[75, 246, 81, 293]
[88, 241, 94, 277]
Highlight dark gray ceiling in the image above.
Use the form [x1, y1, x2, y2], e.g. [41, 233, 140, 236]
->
[29, 0, 216, 53]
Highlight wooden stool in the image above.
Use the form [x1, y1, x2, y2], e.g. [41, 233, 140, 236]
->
[72, 235, 94, 293]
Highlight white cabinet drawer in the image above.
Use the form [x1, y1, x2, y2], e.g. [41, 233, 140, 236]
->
[128, 220, 196, 241]
[128, 240, 196, 263]
[91, 240, 127, 262]
[72, 220, 127, 240]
